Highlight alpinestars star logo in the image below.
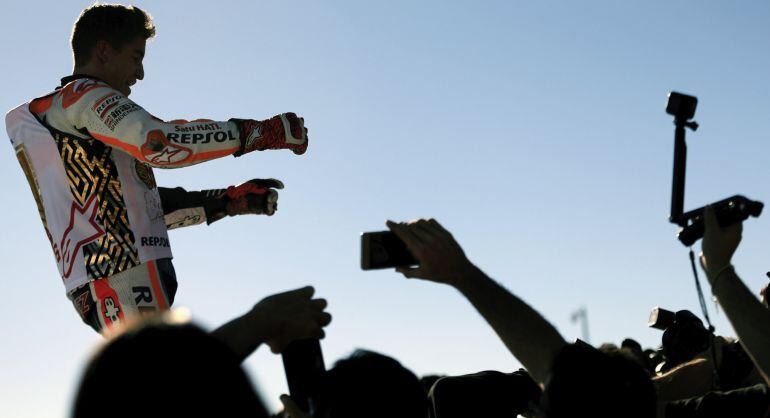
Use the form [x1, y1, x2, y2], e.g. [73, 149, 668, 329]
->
[60, 194, 105, 279]
[244, 123, 263, 151]
[147, 147, 188, 164]
[141, 130, 192, 166]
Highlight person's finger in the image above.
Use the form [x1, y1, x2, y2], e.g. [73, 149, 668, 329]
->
[428, 218, 451, 237]
[387, 220, 413, 243]
[397, 221, 426, 245]
[703, 205, 719, 233]
[387, 220, 424, 248]
[284, 286, 315, 299]
[252, 178, 284, 189]
[269, 178, 285, 189]
[396, 266, 422, 278]
[311, 298, 327, 310]
[412, 219, 438, 240]
[316, 311, 332, 326]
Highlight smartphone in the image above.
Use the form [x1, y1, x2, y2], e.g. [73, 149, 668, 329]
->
[282, 339, 326, 415]
[360, 231, 418, 270]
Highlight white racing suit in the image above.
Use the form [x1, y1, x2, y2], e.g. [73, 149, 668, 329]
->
[6, 75, 249, 332]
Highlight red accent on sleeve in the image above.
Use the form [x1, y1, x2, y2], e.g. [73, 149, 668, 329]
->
[29, 94, 54, 114]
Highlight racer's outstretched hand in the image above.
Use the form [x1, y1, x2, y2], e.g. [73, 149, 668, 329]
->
[231, 113, 308, 156]
[202, 178, 284, 225]
[223, 178, 284, 217]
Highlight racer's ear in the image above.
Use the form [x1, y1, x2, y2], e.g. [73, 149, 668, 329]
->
[93, 40, 112, 65]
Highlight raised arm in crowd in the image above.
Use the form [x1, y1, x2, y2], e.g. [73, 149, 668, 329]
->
[386, 219, 566, 385]
[700, 206, 770, 385]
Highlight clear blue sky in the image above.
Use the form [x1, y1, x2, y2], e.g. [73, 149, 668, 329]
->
[1, 1, 769, 416]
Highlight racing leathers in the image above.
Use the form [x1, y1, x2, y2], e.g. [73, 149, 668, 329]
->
[5, 74, 307, 332]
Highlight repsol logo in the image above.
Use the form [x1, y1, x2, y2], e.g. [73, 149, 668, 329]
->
[92, 93, 123, 116]
[141, 236, 170, 247]
[167, 131, 236, 144]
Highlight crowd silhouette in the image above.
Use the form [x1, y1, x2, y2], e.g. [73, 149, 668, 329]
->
[72, 213, 770, 418]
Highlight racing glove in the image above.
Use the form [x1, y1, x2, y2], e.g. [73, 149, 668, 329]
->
[230, 113, 308, 157]
[203, 178, 285, 224]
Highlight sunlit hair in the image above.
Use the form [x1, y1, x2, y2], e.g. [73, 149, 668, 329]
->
[71, 3, 156, 67]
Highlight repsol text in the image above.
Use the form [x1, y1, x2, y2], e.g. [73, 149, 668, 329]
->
[141, 236, 170, 247]
[167, 131, 236, 144]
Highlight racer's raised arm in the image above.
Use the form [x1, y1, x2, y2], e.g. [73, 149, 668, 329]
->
[32, 77, 308, 168]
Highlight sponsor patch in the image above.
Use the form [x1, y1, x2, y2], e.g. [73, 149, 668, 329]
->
[93, 279, 124, 329]
[167, 130, 237, 144]
[73, 291, 92, 316]
[134, 160, 157, 189]
[140, 236, 170, 247]
[101, 102, 141, 131]
[92, 92, 123, 118]
[103, 297, 121, 323]
[133, 286, 154, 304]
[173, 122, 223, 132]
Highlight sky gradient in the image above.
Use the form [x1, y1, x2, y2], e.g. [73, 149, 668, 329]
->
[1, 1, 769, 416]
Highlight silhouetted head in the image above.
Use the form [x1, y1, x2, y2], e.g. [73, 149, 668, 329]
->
[428, 369, 542, 417]
[539, 343, 656, 418]
[318, 349, 428, 418]
[72, 315, 268, 418]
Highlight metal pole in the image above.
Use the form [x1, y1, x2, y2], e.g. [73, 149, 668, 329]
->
[670, 121, 687, 225]
[571, 307, 590, 344]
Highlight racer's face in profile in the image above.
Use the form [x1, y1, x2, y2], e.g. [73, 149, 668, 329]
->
[101, 36, 146, 97]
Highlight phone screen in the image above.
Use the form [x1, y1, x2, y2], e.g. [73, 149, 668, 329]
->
[361, 231, 419, 270]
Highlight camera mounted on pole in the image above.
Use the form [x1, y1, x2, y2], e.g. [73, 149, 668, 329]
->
[666, 91, 763, 247]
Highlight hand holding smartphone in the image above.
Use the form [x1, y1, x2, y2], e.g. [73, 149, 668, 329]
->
[360, 231, 418, 270]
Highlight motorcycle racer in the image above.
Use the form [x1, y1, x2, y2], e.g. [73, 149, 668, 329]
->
[5, 4, 308, 333]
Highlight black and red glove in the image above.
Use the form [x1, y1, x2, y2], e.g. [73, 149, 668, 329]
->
[230, 113, 308, 157]
[203, 178, 284, 224]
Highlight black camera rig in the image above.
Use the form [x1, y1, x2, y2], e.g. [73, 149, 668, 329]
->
[667, 91, 763, 246]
